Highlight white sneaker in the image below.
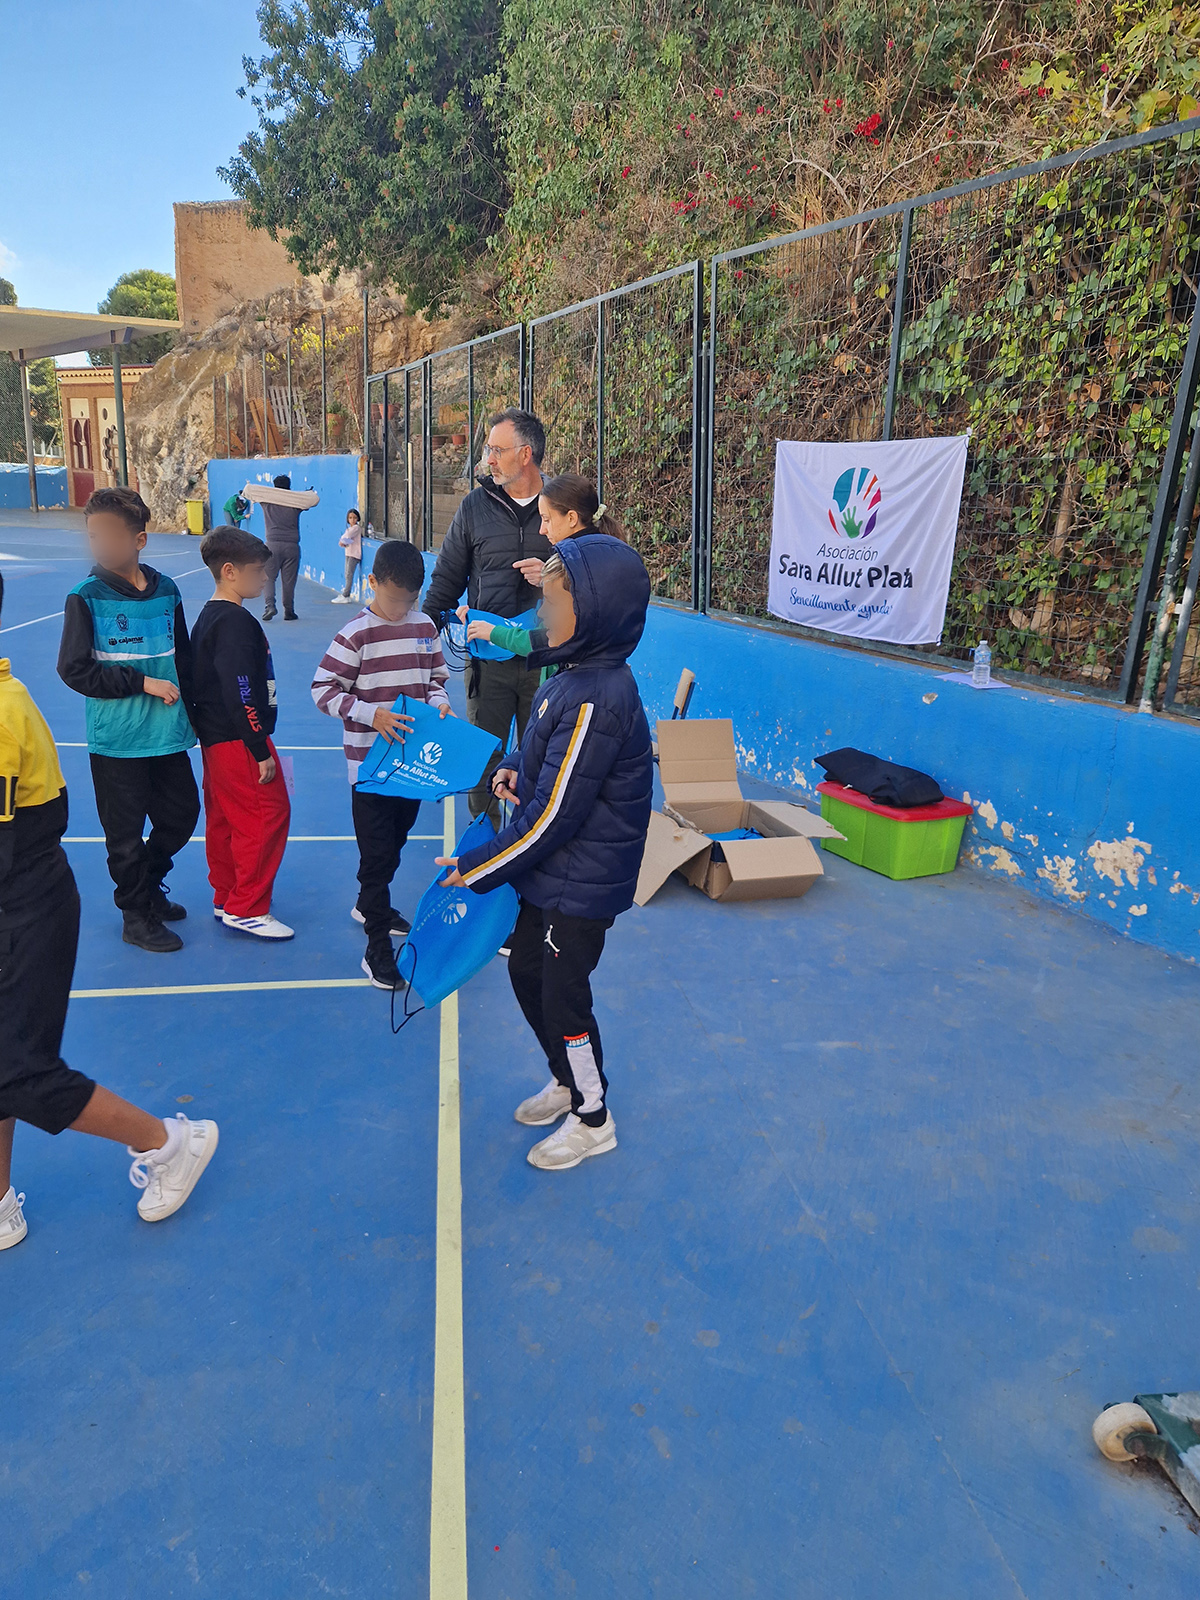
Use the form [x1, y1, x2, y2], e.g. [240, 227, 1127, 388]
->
[331, 594, 352, 603]
[222, 911, 295, 939]
[0, 1186, 28, 1250]
[213, 904, 225, 918]
[527, 1111, 617, 1170]
[515, 1080, 572, 1126]
[128, 1114, 219, 1222]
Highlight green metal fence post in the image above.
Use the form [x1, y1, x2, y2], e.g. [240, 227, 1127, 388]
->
[1139, 411, 1200, 710]
[882, 206, 913, 442]
[596, 299, 606, 501]
[113, 344, 128, 485]
[1119, 289, 1200, 702]
[690, 260, 704, 611]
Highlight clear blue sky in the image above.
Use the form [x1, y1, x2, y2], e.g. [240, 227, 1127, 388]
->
[0, 0, 265, 330]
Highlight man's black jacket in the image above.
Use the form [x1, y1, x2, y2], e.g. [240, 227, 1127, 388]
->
[423, 476, 553, 630]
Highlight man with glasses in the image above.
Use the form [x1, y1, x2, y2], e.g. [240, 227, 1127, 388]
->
[424, 408, 553, 819]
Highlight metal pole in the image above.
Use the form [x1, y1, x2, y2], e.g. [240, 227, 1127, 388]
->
[18, 352, 38, 513]
[261, 349, 269, 455]
[882, 206, 913, 442]
[1140, 413, 1200, 710]
[467, 344, 475, 489]
[703, 259, 720, 614]
[286, 338, 294, 454]
[242, 356, 249, 457]
[520, 322, 529, 411]
[112, 343, 128, 485]
[1158, 417, 1200, 709]
[424, 357, 433, 551]
[320, 312, 328, 453]
[690, 261, 704, 611]
[381, 372, 389, 538]
[212, 377, 220, 462]
[224, 372, 232, 459]
[405, 368, 413, 543]
[595, 299, 606, 497]
[362, 287, 370, 454]
[1119, 291, 1200, 701]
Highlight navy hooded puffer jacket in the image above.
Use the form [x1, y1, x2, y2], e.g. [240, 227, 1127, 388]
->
[455, 535, 653, 919]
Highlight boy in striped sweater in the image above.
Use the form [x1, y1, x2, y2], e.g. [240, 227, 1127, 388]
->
[311, 541, 451, 989]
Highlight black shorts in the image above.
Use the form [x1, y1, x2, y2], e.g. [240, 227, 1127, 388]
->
[0, 873, 96, 1134]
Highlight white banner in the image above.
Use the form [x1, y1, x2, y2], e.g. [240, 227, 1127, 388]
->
[768, 435, 969, 644]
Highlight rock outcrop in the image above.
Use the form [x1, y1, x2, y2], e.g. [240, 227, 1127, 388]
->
[127, 274, 448, 530]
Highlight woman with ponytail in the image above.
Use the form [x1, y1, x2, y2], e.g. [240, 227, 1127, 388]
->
[466, 474, 625, 673]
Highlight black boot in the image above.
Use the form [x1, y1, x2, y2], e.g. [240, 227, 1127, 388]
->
[122, 910, 184, 953]
[150, 885, 187, 922]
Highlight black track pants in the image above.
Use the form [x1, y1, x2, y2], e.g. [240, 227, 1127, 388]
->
[507, 898, 613, 1126]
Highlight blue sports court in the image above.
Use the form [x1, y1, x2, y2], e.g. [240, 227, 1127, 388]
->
[2, 513, 1199, 1598]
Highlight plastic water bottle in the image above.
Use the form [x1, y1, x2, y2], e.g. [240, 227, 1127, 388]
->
[972, 640, 991, 687]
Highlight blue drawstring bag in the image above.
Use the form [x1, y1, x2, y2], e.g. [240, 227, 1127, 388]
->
[354, 697, 501, 800]
[394, 812, 518, 1017]
[467, 607, 542, 660]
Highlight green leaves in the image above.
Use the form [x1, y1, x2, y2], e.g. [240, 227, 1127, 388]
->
[220, 0, 504, 311]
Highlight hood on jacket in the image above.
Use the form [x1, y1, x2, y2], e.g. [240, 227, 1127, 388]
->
[89, 564, 164, 600]
[527, 534, 650, 671]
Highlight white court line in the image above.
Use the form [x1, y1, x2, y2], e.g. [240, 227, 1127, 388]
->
[70, 978, 372, 999]
[430, 792, 467, 1597]
[0, 609, 64, 634]
[62, 834, 443, 842]
[0, 569, 205, 636]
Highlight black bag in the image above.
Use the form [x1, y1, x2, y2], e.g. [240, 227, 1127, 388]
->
[816, 747, 943, 808]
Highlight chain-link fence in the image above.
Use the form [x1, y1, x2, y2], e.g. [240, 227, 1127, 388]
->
[708, 122, 1200, 704]
[362, 119, 1200, 712]
[214, 312, 367, 465]
[530, 265, 702, 603]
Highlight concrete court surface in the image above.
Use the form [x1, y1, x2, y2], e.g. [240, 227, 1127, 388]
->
[0, 513, 1198, 1598]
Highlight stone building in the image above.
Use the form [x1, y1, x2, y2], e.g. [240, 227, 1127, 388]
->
[173, 201, 307, 333]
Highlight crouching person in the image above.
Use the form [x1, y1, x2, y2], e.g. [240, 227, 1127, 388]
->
[437, 536, 652, 1170]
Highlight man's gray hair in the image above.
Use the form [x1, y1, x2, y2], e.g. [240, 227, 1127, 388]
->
[488, 407, 546, 467]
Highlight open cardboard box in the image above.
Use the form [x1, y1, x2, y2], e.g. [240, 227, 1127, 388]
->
[635, 719, 844, 905]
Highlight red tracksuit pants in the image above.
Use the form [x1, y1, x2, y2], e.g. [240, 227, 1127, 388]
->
[201, 739, 291, 918]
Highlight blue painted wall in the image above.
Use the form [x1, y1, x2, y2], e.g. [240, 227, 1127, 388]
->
[0, 463, 68, 509]
[632, 605, 1200, 963]
[206, 455, 363, 595]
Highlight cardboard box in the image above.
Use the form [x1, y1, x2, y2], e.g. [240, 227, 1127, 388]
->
[635, 719, 844, 905]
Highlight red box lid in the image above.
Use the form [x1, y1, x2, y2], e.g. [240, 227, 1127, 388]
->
[817, 780, 974, 823]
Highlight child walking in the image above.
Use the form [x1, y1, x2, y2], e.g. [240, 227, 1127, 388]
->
[189, 526, 293, 939]
[312, 540, 452, 990]
[437, 535, 652, 1170]
[1, 572, 217, 1251]
[57, 487, 200, 954]
[331, 508, 363, 603]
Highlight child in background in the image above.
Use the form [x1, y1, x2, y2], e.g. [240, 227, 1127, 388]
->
[1, 571, 217, 1251]
[189, 526, 293, 940]
[437, 535, 652, 1171]
[57, 486, 199, 954]
[465, 474, 624, 664]
[312, 540, 452, 990]
[332, 509, 363, 603]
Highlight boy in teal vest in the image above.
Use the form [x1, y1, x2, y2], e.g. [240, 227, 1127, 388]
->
[57, 487, 200, 953]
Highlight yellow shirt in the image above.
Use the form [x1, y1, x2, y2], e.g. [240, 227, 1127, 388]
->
[0, 658, 66, 820]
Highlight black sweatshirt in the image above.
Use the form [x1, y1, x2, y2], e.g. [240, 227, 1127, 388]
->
[187, 600, 278, 760]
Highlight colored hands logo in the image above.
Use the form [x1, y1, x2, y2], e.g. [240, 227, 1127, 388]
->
[828, 468, 882, 540]
[441, 898, 469, 924]
[419, 741, 443, 766]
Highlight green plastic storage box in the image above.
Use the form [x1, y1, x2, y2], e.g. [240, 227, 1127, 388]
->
[816, 781, 973, 880]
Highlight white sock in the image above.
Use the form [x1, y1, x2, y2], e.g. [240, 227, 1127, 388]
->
[148, 1116, 186, 1165]
[0, 1185, 16, 1214]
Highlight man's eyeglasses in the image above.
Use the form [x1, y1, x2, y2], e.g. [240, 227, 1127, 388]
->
[485, 442, 522, 458]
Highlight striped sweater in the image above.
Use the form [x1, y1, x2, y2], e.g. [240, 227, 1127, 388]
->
[311, 604, 450, 781]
